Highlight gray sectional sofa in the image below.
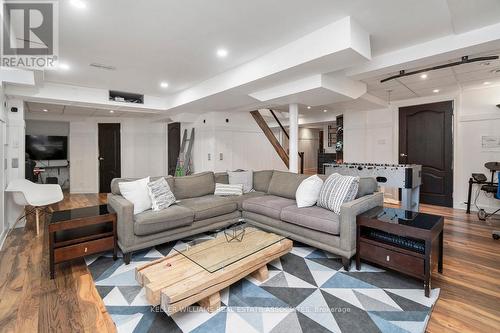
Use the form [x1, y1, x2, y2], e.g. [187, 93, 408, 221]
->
[108, 170, 383, 269]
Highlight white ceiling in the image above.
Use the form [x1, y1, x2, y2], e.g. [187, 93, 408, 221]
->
[363, 49, 500, 101]
[42, 0, 500, 98]
[24, 101, 152, 118]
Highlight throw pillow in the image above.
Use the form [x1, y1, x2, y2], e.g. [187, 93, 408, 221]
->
[317, 173, 359, 214]
[295, 175, 324, 208]
[228, 170, 253, 193]
[214, 183, 243, 196]
[147, 177, 176, 211]
[118, 177, 152, 214]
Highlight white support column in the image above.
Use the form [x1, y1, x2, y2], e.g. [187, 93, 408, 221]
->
[289, 103, 299, 173]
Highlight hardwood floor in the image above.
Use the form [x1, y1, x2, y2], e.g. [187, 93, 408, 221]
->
[0, 194, 498, 332]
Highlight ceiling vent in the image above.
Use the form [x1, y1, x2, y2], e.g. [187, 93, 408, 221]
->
[90, 63, 116, 71]
[109, 90, 144, 104]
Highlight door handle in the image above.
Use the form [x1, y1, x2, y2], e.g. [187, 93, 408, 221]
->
[99, 157, 104, 161]
[400, 153, 407, 157]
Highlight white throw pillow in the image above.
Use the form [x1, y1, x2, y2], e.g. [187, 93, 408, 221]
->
[317, 173, 359, 214]
[147, 177, 176, 211]
[118, 177, 152, 214]
[295, 175, 324, 208]
[214, 183, 243, 196]
[227, 170, 253, 193]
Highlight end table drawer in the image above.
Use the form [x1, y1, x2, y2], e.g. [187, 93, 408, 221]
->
[54, 236, 114, 263]
[359, 241, 424, 278]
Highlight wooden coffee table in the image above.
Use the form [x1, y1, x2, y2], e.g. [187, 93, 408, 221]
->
[135, 224, 292, 315]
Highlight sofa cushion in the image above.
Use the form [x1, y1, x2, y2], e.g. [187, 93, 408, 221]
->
[242, 195, 296, 220]
[318, 175, 377, 199]
[280, 205, 340, 235]
[267, 170, 308, 199]
[214, 172, 229, 184]
[111, 176, 174, 196]
[356, 177, 377, 198]
[134, 205, 194, 236]
[225, 191, 267, 210]
[296, 175, 324, 208]
[228, 170, 253, 193]
[118, 177, 152, 215]
[318, 173, 359, 214]
[253, 170, 274, 192]
[174, 172, 215, 199]
[177, 195, 238, 221]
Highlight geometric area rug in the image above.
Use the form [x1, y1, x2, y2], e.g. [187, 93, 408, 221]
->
[86, 234, 440, 333]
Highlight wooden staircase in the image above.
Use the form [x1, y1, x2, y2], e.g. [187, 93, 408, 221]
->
[250, 110, 304, 172]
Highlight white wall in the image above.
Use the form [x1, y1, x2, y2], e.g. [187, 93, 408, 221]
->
[343, 86, 500, 211]
[0, 83, 6, 247]
[344, 107, 397, 164]
[344, 107, 399, 200]
[4, 99, 25, 231]
[70, 118, 166, 193]
[26, 113, 167, 193]
[455, 86, 500, 211]
[182, 112, 287, 173]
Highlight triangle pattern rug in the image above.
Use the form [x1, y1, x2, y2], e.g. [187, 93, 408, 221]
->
[86, 235, 440, 333]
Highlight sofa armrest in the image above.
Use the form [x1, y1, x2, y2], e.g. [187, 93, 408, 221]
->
[338, 192, 384, 254]
[107, 193, 135, 249]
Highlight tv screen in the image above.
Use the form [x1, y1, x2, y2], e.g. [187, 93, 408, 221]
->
[26, 135, 68, 160]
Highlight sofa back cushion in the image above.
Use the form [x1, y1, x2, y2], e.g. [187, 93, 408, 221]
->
[253, 170, 274, 192]
[318, 175, 377, 198]
[111, 176, 174, 196]
[267, 170, 308, 199]
[174, 171, 215, 199]
[356, 177, 378, 198]
[214, 172, 229, 184]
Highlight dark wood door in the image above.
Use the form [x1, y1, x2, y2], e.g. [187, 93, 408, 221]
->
[168, 122, 181, 176]
[399, 101, 453, 207]
[98, 123, 121, 193]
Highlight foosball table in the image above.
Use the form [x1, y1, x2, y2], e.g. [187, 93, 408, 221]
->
[324, 163, 422, 211]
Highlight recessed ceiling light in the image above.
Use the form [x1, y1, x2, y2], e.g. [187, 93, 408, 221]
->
[109, 110, 115, 114]
[70, 0, 87, 9]
[43, 109, 48, 112]
[483, 81, 491, 85]
[420, 73, 428, 79]
[307, 106, 311, 109]
[323, 109, 328, 113]
[58, 63, 70, 70]
[160, 81, 169, 88]
[433, 89, 440, 93]
[216, 48, 228, 58]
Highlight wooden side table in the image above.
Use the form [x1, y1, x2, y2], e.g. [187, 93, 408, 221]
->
[356, 206, 444, 297]
[49, 205, 117, 279]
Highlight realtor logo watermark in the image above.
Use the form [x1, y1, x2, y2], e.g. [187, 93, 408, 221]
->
[1, 1, 59, 69]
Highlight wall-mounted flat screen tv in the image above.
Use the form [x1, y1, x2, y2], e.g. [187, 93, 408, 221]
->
[26, 135, 68, 160]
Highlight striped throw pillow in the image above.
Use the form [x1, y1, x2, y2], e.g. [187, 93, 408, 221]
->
[317, 173, 359, 214]
[214, 183, 243, 196]
[147, 177, 176, 211]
